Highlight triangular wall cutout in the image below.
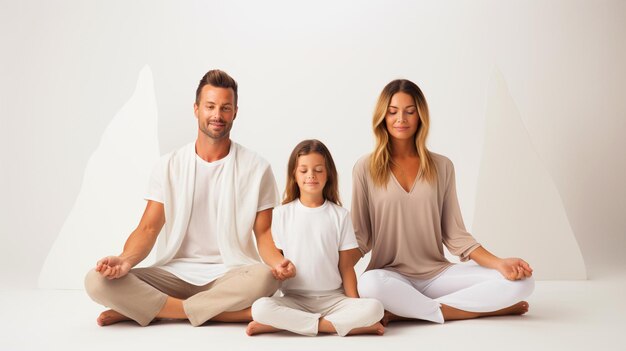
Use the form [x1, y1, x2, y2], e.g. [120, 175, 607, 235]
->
[39, 66, 161, 289]
[472, 69, 586, 280]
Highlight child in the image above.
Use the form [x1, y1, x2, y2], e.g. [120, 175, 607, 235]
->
[246, 139, 384, 337]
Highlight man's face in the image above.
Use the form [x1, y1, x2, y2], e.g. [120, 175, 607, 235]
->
[194, 85, 237, 141]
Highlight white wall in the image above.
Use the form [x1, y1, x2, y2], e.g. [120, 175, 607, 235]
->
[1, 0, 624, 288]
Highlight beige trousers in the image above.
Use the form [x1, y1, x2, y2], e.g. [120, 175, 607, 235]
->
[251, 292, 384, 336]
[84, 263, 279, 327]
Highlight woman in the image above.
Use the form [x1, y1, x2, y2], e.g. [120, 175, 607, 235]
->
[351, 79, 534, 324]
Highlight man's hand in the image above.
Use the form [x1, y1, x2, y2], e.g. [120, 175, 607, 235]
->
[496, 257, 533, 281]
[271, 259, 296, 281]
[92, 200, 163, 280]
[95, 256, 132, 280]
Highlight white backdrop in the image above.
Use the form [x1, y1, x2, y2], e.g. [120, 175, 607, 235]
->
[1, 0, 625, 288]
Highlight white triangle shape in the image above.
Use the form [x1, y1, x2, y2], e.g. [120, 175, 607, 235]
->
[39, 66, 161, 289]
[472, 69, 586, 280]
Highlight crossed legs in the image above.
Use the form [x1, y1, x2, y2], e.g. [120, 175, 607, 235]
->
[358, 264, 534, 325]
[84, 264, 278, 327]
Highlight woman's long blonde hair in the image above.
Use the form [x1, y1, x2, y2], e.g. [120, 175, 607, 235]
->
[283, 139, 341, 206]
[370, 79, 437, 187]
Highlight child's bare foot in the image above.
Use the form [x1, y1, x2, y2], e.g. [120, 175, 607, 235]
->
[347, 322, 385, 336]
[97, 309, 131, 326]
[381, 310, 411, 326]
[246, 321, 282, 336]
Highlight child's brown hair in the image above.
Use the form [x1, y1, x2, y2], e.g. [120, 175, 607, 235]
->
[283, 139, 341, 206]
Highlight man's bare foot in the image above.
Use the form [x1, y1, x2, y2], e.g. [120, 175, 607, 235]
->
[381, 310, 411, 326]
[212, 308, 253, 323]
[97, 309, 131, 326]
[246, 321, 282, 336]
[347, 322, 385, 336]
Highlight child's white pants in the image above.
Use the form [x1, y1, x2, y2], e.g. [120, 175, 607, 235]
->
[251, 291, 384, 336]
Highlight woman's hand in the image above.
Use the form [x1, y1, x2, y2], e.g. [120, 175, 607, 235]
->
[469, 246, 533, 281]
[496, 258, 533, 281]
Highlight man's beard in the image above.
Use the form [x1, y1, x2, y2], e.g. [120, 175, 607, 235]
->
[200, 119, 232, 140]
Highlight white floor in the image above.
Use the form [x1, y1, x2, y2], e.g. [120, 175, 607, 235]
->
[2, 275, 624, 351]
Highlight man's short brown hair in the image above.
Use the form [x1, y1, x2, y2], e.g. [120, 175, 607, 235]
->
[195, 69, 238, 106]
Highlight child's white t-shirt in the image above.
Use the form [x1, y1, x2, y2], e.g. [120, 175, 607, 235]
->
[272, 199, 358, 295]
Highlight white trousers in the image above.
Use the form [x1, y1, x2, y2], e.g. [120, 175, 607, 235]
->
[251, 292, 384, 336]
[358, 263, 535, 324]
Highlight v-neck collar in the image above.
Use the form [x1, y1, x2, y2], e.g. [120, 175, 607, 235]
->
[390, 170, 418, 194]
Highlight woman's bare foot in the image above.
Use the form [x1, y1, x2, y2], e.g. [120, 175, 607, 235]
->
[246, 321, 282, 336]
[484, 301, 529, 317]
[381, 310, 411, 326]
[442, 301, 530, 321]
[97, 309, 131, 326]
[347, 322, 385, 336]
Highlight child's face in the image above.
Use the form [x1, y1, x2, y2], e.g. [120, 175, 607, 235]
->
[295, 152, 328, 198]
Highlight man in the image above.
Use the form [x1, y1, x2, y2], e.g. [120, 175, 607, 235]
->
[84, 69, 295, 327]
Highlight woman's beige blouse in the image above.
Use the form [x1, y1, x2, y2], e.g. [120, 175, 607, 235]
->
[351, 153, 481, 280]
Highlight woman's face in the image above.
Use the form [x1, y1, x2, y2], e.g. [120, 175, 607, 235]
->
[385, 92, 419, 141]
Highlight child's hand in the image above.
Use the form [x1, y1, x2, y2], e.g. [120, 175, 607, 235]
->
[272, 259, 296, 281]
